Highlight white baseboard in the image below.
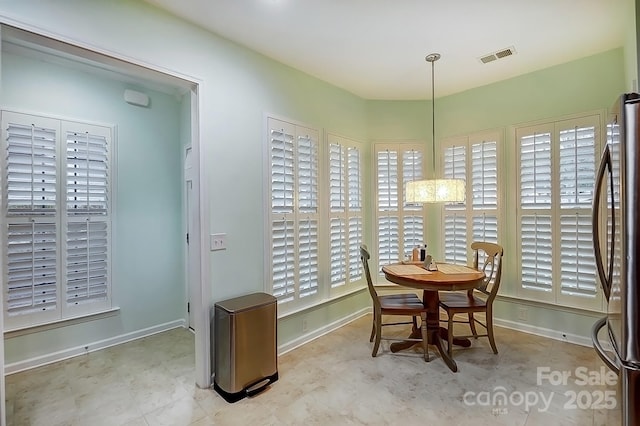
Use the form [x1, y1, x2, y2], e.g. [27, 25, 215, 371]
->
[277, 308, 369, 356]
[4, 319, 186, 375]
[493, 317, 610, 349]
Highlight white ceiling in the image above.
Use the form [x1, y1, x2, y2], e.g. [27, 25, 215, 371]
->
[144, 0, 627, 100]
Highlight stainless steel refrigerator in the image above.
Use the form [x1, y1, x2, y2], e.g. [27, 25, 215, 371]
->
[592, 92, 640, 425]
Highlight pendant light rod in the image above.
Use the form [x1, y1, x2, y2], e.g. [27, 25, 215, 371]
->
[425, 53, 440, 172]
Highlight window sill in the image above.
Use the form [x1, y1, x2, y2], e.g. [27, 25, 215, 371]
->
[4, 307, 121, 338]
[277, 287, 367, 320]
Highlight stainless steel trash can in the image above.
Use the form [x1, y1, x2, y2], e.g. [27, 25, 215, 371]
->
[213, 292, 278, 403]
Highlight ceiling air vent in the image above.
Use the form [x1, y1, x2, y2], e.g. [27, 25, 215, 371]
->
[479, 46, 516, 64]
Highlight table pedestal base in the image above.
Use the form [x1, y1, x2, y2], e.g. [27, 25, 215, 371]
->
[389, 326, 469, 372]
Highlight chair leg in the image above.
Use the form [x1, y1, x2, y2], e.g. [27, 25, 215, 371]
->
[369, 313, 376, 342]
[419, 312, 429, 362]
[372, 308, 382, 357]
[447, 313, 454, 357]
[486, 309, 498, 354]
[469, 312, 478, 338]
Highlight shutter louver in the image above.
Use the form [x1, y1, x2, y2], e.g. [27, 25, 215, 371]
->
[329, 217, 346, 287]
[348, 147, 361, 210]
[66, 131, 109, 215]
[559, 126, 595, 208]
[560, 214, 596, 296]
[329, 143, 344, 212]
[472, 214, 498, 243]
[270, 127, 295, 213]
[297, 133, 318, 213]
[271, 218, 295, 302]
[403, 150, 423, 211]
[520, 132, 552, 208]
[403, 215, 424, 257]
[378, 216, 399, 267]
[472, 141, 498, 209]
[298, 218, 318, 298]
[348, 217, 363, 281]
[66, 220, 108, 305]
[443, 144, 468, 263]
[377, 150, 398, 211]
[521, 214, 553, 291]
[5, 122, 57, 215]
[6, 222, 58, 316]
[444, 213, 467, 263]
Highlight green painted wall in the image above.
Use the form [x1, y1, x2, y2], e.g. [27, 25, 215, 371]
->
[0, 0, 633, 369]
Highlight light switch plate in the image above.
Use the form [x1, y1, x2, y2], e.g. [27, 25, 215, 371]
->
[210, 233, 227, 251]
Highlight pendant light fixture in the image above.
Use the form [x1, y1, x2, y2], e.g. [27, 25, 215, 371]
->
[406, 53, 465, 204]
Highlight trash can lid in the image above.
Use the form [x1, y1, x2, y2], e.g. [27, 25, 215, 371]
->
[215, 292, 276, 313]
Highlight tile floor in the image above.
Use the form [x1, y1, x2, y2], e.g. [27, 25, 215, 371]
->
[5, 314, 622, 425]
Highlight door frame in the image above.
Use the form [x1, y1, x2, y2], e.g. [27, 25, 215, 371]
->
[0, 21, 213, 426]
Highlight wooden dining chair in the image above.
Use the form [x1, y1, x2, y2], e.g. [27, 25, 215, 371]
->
[360, 244, 428, 361]
[439, 241, 504, 356]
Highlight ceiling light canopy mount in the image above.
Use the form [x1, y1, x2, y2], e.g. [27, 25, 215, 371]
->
[425, 53, 441, 63]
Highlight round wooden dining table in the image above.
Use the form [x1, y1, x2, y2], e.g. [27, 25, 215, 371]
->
[381, 262, 485, 372]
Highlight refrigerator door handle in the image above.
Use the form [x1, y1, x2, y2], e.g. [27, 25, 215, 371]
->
[592, 144, 615, 301]
[591, 316, 620, 374]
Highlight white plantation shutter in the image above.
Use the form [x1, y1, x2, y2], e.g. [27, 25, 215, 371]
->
[560, 214, 596, 296]
[4, 115, 58, 215]
[2, 111, 113, 330]
[329, 218, 346, 286]
[5, 222, 59, 325]
[520, 131, 552, 209]
[375, 144, 424, 270]
[65, 220, 108, 308]
[518, 126, 553, 299]
[442, 135, 500, 266]
[267, 117, 319, 308]
[521, 215, 553, 291]
[348, 217, 362, 281]
[271, 219, 295, 301]
[443, 144, 467, 263]
[402, 150, 424, 255]
[377, 149, 399, 267]
[517, 116, 601, 309]
[557, 123, 597, 303]
[298, 218, 318, 298]
[66, 130, 109, 215]
[473, 214, 498, 243]
[347, 147, 363, 283]
[328, 137, 363, 291]
[471, 142, 498, 210]
[378, 216, 399, 266]
[444, 213, 467, 263]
